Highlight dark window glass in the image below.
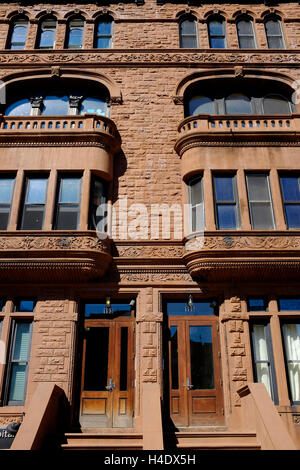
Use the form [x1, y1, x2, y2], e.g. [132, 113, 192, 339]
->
[188, 175, 205, 232]
[166, 300, 217, 316]
[188, 96, 214, 116]
[84, 302, 132, 318]
[170, 326, 179, 390]
[278, 298, 300, 311]
[54, 176, 81, 230]
[246, 173, 275, 229]
[37, 17, 57, 49]
[265, 17, 285, 49]
[81, 97, 107, 116]
[251, 323, 278, 403]
[208, 18, 226, 48]
[225, 93, 252, 114]
[66, 18, 84, 49]
[15, 299, 36, 312]
[179, 17, 198, 48]
[95, 17, 113, 48]
[84, 327, 109, 391]
[189, 325, 214, 389]
[8, 18, 28, 50]
[4, 320, 33, 405]
[0, 298, 5, 312]
[0, 177, 15, 230]
[248, 298, 268, 312]
[88, 176, 107, 231]
[263, 95, 290, 114]
[119, 327, 128, 391]
[42, 96, 69, 115]
[280, 175, 300, 229]
[213, 174, 240, 229]
[236, 17, 256, 48]
[281, 323, 300, 403]
[19, 177, 48, 230]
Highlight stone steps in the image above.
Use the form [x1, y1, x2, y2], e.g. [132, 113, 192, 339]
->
[61, 432, 143, 450]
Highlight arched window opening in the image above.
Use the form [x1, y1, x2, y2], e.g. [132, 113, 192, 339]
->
[264, 15, 285, 49]
[179, 16, 198, 48]
[225, 93, 252, 114]
[263, 94, 291, 114]
[208, 16, 226, 49]
[4, 79, 110, 118]
[95, 16, 113, 48]
[66, 17, 85, 49]
[37, 17, 57, 49]
[7, 16, 28, 50]
[236, 16, 256, 49]
[188, 96, 214, 115]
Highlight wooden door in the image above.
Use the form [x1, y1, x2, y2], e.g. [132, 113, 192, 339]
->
[166, 316, 223, 427]
[80, 319, 134, 428]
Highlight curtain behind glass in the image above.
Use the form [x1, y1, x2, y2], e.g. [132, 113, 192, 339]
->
[282, 324, 300, 402]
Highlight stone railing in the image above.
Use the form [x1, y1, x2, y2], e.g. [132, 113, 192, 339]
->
[0, 114, 119, 139]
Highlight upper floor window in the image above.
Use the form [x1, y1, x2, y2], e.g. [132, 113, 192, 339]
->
[53, 175, 82, 230]
[89, 176, 107, 231]
[36, 17, 57, 49]
[7, 16, 28, 50]
[95, 16, 113, 48]
[179, 15, 198, 48]
[245, 173, 275, 230]
[188, 175, 205, 232]
[264, 15, 285, 49]
[263, 94, 291, 114]
[0, 176, 15, 230]
[225, 93, 252, 114]
[281, 323, 300, 404]
[279, 174, 300, 229]
[66, 17, 85, 49]
[18, 176, 48, 230]
[188, 96, 214, 116]
[213, 174, 240, 230]
[236, 16, 256, 49]
[208, 16, 226, 49]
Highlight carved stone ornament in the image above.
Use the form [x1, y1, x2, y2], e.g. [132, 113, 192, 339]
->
[69, 95, 84, 108]
[30, 96, 44, 109]
[110, 96, 123, 105]
[234, 65, 244, 77]
[51, 66, 61, 77]
[173, 96, 184, 105]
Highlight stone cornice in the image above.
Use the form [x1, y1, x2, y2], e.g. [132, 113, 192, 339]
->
[0, 50, 299, 67]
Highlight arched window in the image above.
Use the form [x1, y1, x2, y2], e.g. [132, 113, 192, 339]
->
[236, 16, 256, 48]
[66, 17, 85, 49]
[5, 99, 31, 116]
[263, 94, 291, 114]
[37, 17, 57, 49]
[94, 16, 113, 48]
[7, 16, 28, 50]
[81, 97, 107, 116]
[42, 96, 69, 115]
[179, 16, 198, 48]
[188, 96, 215, 115]
[225, 93, 252, 114]
[264, 15, 285, 49]
[208, 16, 226, 48]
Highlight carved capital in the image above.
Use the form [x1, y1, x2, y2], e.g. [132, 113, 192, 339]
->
[110, 96, 123, 105]
[173, 96, 184, 105]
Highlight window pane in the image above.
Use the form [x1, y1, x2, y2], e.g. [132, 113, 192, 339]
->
[42, 96, 69, 115]
[189, 96, 214, 115]
[239, 36, 255, 48]
[0, 298, 5, 312]
[265, 19, 281, 35]
[81, 97, 106, 116]
[210, 37, 225, 48]
[281, 176, 300, 201]
[170, 326, 179, 390]
[13, 322, 31, 361]
[247, 175, 270, 201]
[251, 203, 274, 229]
[5, 99, 31, 116]
[214, 176, 234, 201]
[166, 300, 217, 316]
[225, 94, 252, 114]
[0, 178, 14, 204]
[8, 363, 27, 402]
[96, 37, 111, 49]
[39, 29, 55, 48]
[189, 176, 205, 231]
[263, 95, 290, 114]
[189, 326, 214, 389]
[120, 327, 128, 391]
[56, 207, 79, 230]
[209, 20, 224, 36]
[180, 36, 197, 48]
[26, 179, 47, 204]
[217, 205, 237, 229]
[97, 20, 112, 36]
[282, 324, 300, 402]
[284, 205, 300, 229]
[248, 298, 267, 311]
[189, 176, 203, 207]
[181, 18, 197, 35]
[267, 37, 284, 49]
[17, 299, 35, 312]
[279, 298, 300, 311]
[60, 178, 81, 203]
[84, 327, 109, 391]
[252, 325, 269, 361]
[89, 177, 107, 230]
[84, 302, 132, 318]
[237, 19, 253, 35]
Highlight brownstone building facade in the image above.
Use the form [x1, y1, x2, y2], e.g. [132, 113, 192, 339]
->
[0, 0, 299, 450]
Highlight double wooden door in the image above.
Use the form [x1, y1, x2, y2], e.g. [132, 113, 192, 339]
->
[80, 319, 134, 428]
[165, 317, 223, 427]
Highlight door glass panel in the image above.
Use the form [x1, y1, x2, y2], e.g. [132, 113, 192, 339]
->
[170, 326, 179, 390]
[189, 325, 214, 389]
[84, 327, 109, 391]
[120, 327, 128, 391]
